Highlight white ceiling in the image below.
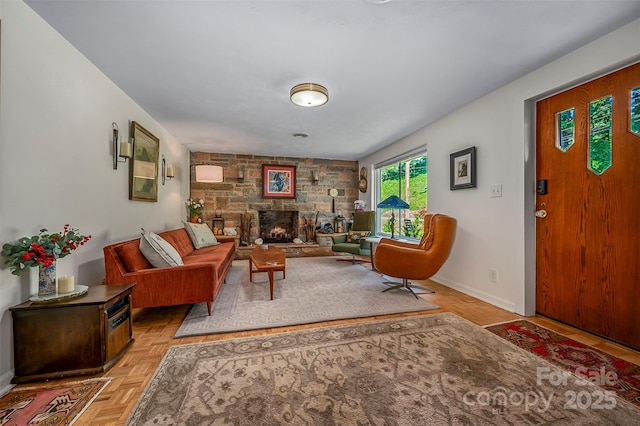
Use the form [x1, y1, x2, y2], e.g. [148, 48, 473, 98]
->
[25, 0, 640, 160]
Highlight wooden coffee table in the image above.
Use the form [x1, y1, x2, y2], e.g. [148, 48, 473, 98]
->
[249, 245, 286, 300]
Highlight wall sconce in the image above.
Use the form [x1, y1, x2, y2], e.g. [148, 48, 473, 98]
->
[238, 167, 245, 181]
[195, 165, 224, 183]
[112, 122, 132, 170]
[162, 155, 174, 185]
[312, 170, 319, 185]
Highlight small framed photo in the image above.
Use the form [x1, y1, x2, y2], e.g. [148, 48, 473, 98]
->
[450, 146, 476, 190]
[262, 164, 296, 199]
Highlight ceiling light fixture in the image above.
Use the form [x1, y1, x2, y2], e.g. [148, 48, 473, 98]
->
[290, 83, 329, 107]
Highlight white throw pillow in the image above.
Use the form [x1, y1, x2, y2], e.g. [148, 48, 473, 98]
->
[183, 221, 218, 249]
[139, 229, 184, 268]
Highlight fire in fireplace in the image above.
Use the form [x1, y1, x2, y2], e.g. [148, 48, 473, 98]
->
[258, 210, 299, 243]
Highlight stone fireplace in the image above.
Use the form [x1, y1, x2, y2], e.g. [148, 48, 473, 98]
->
[258, 210, 299, 243]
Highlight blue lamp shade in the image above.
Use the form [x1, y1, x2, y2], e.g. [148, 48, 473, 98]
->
[377, 195, 410, 209]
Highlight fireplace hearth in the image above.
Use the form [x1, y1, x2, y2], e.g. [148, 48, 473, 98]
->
[258, 210, 299, 243]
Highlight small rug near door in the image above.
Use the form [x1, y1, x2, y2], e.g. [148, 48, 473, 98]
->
[486, 320, 640, 408]
[127, 313, 640, 425]
[0, 378, 110, 425]
[175, 256, 439, 337]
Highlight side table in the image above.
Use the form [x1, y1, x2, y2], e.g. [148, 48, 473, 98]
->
[10, 283, 135, 384]
[365, 236, 382, 270]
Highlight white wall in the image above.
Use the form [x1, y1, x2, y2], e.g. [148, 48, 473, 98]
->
[0, 1, 188, 393]
[360, 18, 640, 316]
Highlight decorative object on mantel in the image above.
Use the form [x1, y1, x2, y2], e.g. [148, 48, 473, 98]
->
[211, 217, 224, 235]
[303, 212, 319, 242]
[186, 198, 204, 223]
[1, 225, 92, 296]
[354, 199, 366, 212]
[240, 213, 252, 246]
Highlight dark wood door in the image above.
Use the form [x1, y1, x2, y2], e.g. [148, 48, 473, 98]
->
[536, 62, 640, 350]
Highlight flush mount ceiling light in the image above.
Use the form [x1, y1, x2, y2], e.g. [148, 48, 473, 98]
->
[290, 83, 329, 107]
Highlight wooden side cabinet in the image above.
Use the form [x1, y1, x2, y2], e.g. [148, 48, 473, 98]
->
[10, 283, 135, 384]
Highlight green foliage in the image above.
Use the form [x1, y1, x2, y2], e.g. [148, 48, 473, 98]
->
[2, 225, 92, 275]
[558, 108, 575, 150]
[379, 155, 428, 237]
[589, 97, 612, 174]
[631, 87, 640, 135]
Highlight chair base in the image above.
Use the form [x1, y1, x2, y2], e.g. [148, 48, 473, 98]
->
[335, 254, 370, 264]
[382, 279, 434, 299]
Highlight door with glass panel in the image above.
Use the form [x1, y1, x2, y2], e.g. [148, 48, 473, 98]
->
[535, 62, 640, 350]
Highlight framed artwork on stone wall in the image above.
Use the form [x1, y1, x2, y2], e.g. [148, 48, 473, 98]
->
[262, 164, 296, 199]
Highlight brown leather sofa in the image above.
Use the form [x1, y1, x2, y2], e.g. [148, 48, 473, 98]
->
[103, 228, 235, 315]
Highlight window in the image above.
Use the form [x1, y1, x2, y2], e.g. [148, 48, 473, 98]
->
[375, 151, 427, 239]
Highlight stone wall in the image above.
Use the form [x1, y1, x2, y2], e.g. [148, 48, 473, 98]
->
[189, 152, 360, 244]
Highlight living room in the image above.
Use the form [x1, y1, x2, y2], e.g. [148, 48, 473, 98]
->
[2, 1, 640, 423]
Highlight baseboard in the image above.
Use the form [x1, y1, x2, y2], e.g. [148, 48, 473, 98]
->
[0, 369, 15, 396]
[430, 274, 517, 313]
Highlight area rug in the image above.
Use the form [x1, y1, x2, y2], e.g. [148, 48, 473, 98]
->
[486, 319, 640, 409]
[175, 256, 439, 337]
[0, 378, 110, 425]
[128, 313, 640, 425]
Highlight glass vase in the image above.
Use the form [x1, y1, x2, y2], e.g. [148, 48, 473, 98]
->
[38, 260, 57, 296]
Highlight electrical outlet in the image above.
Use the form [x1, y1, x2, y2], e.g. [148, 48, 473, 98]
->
[489, 269, 498, 283]
[490, 184, 503, 198]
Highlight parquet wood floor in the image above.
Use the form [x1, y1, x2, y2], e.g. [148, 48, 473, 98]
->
[14, 277, 640, 425]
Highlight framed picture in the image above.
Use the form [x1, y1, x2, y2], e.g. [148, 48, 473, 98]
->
[450, 146, 476, 190]
[262, 164, 296, 199]
[129, 121, 159, 202]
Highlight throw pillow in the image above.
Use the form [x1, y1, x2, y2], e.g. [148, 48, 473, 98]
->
[139, 229, 184, 268]
[346, 230, 369, 244]
[183, 221, 218, 249]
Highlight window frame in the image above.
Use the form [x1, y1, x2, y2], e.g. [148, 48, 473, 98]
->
[373, 147, 427, 240]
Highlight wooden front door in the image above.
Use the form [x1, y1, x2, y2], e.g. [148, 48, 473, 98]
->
[536, 62, 640, 350]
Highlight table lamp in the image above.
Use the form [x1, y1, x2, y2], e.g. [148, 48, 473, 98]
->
[377, 195, 410, 239]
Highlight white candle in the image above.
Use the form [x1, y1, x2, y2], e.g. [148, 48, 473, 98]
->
[58, 275, 75, 293]
[166, 165, 175, 178]
[119, 140, 132, 158]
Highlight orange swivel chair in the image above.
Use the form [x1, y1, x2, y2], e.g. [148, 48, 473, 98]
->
[373, 214, 457, 298]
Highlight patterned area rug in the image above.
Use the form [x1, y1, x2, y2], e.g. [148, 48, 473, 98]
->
[175, 256, 439, 337]
[486, 319, 640, 409]
[128, 313, 640, 425]
[0, 378, 110, 425]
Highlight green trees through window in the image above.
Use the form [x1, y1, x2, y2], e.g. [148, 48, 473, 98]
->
[377, 154, 427, 238]
[556, 108, 575, 152]
[631, 87, 640, 136]
[588, 96, 613, 175]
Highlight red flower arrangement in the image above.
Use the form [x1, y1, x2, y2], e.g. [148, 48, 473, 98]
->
[1, 225, 91, 275]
